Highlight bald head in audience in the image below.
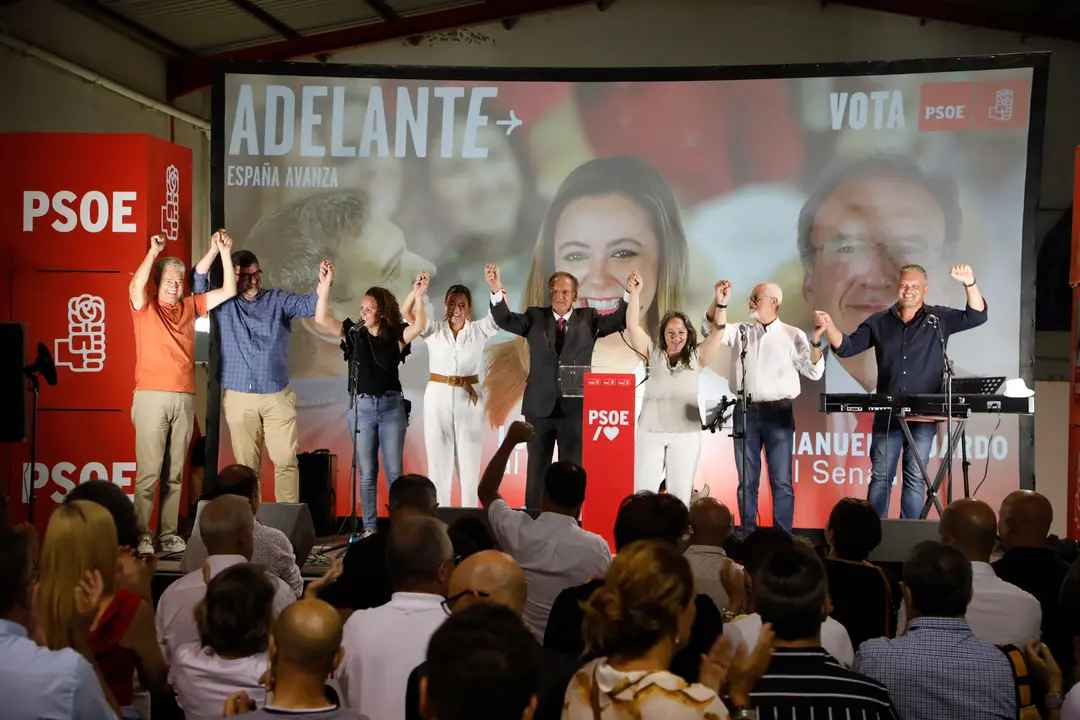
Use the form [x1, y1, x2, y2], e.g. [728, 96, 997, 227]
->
[687, 497, 733, 548]
[447, 550, 528, 616]
[386, 516, 454, 595]
[939, 499, 997, 562]
[199, 495, 255, 559]
[214, 464, 262, 512]
[998, 490, 1053, 550]
[273, 599, 345, 679]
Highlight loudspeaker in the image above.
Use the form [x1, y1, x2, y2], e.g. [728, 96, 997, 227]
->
[869, 519, 941, 564]
[299, 450, 337, 536]
[257, 502, 316, 567]
[0, 323, 27, 443]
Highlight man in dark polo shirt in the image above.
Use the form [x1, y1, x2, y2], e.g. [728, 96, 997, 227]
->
[817, 262, 986, 518]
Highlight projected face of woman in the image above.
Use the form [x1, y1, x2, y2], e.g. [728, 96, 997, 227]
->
[554, 193, 659, 319]
[429, 123, 524, 240]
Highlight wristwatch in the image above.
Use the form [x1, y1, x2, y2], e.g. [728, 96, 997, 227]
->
[717, 303, 728, 309]
[963, 277, 976, 287]
[1045, 692, 1063, 710]
[810, 338, 822, 348]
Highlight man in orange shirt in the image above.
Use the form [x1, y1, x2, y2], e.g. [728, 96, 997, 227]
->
[130, 231, 236, 555]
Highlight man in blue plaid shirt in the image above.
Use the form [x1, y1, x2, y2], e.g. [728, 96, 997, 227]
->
[194, 245, 332, 502]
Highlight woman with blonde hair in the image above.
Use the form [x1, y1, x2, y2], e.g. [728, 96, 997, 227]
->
[565, 540, 772, 719]
[484, 156, 688, 427]
[37, 500, 168, 718]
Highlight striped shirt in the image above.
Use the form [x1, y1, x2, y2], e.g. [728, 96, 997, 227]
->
[748, 647, 897, 719]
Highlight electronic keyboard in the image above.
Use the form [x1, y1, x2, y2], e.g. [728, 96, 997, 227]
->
[819, 393, 1034, 417]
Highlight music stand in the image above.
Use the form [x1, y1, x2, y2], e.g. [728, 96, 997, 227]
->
[951, 377, 1005, 395]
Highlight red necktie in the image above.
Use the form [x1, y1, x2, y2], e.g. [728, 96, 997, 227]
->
[556, 317, 567, 355]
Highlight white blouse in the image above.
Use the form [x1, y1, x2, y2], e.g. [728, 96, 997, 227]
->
[563, 658, 729, 720]
[420, 313, 500, 378]
[169, 643, 268, 720]
[638, 344, 704, 434]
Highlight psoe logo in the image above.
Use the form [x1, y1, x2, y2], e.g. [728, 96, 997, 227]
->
[988, 89, 1014, 121]
[21, 461, 135, 504]
[588, 409, 631, 441]
[161, 164, 180, 241]
[55, 294, 106, 373]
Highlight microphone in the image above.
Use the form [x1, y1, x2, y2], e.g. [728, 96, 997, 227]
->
[927, 313, 939, 326]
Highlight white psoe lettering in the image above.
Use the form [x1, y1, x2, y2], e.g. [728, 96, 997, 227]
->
[23, 190, 138, 233]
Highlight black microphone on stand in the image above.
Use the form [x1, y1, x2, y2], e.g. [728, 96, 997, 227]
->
[735, 323, 752, 534]
[927, 312, 961, 501]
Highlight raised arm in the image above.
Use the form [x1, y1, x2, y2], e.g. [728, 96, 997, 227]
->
[478, 421, 534, 508]
[817, 311, 873, 357]
[400, 285, 420, 326]
[203, 232, 237, 311]
[315, 261, 343, 338]
[129, 235, 166, 312]
[592, 272, 633, 338]
[701, 280, 731, 339]
[624, 270, 650, 358]
[401, 272, 429, 346]
[792, 328, 825, 381]
[487, 264, 532, 337]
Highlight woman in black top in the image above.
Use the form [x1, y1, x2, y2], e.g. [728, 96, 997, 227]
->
[316, 266, 428, 535]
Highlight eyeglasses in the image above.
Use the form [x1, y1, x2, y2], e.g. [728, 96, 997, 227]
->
[812, 237, 936, 265]
[237, 270, 263, 281]
[749, 295, 777, 304]
[441, 588, 491, 614]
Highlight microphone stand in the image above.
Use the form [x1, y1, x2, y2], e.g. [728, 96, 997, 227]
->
[346, 327, 363, 541]
[930, 317, 964, 502]
[735, 325, 751, 535]
[25, 372, 40, 524]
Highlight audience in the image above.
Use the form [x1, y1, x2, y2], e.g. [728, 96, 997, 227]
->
[479, 421, 611, 637]
[726, 528, 855, 667]
[182, 464, 305, 598]
[564, 540, 772, 718]
[684, 497, 739, 612]
[544, 491, 725, 683]
[0, 529, 117, 719]
[821, 497, 901, 648]
[223, 599, 362, 719]
[157, 495, 294, 662]
[337, 516, 453, 719]
[421, 603, 540, 720]
[901, 498, 1042, 646]
[171, 563, 274, 719]
[855, 540, 1018, 719]
[749, 545, 897, 717]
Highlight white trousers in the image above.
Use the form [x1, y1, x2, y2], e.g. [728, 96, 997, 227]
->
[423, 381, 485, 507]
[635, 429, 702, 506]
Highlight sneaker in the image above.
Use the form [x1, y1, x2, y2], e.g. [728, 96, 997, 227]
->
[136, 535, 155, 556]
[690, 484, 712, 503]
[160, 535, 187, 554]
[358, 529, 375, 540]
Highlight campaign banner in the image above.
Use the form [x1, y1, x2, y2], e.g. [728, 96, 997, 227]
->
[213, 56, 1044, 527]
[0, 133, 193, 529]
[581, 373, 636, 548]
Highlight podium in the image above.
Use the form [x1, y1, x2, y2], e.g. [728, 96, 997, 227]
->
[568, 366, 637, 551]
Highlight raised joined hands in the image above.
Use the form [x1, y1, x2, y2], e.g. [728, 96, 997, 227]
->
[715, 280, 732, 306]
[485, 264, 503, 293]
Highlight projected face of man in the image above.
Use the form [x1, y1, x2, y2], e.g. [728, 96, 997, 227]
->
[802, 175, 947, 390]
[554, 193, 659, 320]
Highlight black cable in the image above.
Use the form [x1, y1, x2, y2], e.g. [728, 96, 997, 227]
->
[971, 410, 1002, 499]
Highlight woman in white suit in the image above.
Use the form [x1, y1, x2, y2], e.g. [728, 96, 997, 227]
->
[402, 277, 501, 507]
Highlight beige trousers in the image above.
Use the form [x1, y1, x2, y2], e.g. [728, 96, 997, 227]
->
[222, 386, 300, 503]
[131, 390, 195, 538]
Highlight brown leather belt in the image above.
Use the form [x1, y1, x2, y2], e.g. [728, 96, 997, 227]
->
[749, 398, 792, 408]
[429, 373, 480, 405]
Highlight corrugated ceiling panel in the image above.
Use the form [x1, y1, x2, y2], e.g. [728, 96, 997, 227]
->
[387, 0, 484, 16]
[255, 0, 379, 33]
[99, 0, 280, 51]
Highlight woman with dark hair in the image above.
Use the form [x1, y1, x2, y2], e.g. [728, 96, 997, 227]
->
[316, 267, 428, 535]
[401, 280, 502, 508]
[170, 563, 276, 720]
[485, 156, 689, 428]
[623, 272, 725, 504]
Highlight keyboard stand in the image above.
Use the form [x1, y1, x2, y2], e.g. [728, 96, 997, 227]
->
[895, 409, 968, 519]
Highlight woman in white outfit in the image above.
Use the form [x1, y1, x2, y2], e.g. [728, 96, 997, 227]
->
[402, 282, 500, 507]
[624, 271, 725, 505]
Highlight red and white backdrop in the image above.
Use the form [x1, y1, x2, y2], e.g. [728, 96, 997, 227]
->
[0, 133, 193, 531]
[212, 57, 1044, 528]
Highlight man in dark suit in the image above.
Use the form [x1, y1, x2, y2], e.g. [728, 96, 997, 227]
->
[485, 264, 630, 508]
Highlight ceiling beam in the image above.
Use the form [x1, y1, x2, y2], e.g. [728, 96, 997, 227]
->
[225, 0, 301, 39]
[826, 0, 1080, 42]
[363, 0, 400, 22]
[168, 0, 595, 98]
[52, 0, 195, 58]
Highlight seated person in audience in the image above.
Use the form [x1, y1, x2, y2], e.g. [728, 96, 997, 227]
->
[182, 464, 304, 598]
[479, 421, 611, 638]
[897, 499, 1042, 646]
[855, 541, 1018, 719]
[994, 490, 1074, 678]
[171, 563, 273, 719]
[37, 500, 168, 717]
[684, 497, 739, 613]
[447, 512, 497, 553]
[822, 497, 901, 648]
[158, 495, 294, 663]
[338, 517, 453, 720]
[0, 529, 118, 720]
[406, 550, 580, 720]
[564, 540, 773, 718]
[545, 491, 727, 683]
[224, 599, 362, 719]
[420, 603, 540, 720]
[726, 528, 855, 667]
[749, 544, 897, 718]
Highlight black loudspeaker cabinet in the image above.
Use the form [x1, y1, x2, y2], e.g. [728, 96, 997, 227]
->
[0, 323, 27, 443]
[298, 449, 337, 536]
[256, 502, 316, 568]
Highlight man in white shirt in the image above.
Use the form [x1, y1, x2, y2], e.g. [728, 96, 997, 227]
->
[897, 498, 1042, 646]
[684, 497, 737, 612]
[704, 280, 825, 533]
[338, 516, 453, 720]
[157, 495, 295, 664]
[478, 420, 612, 638]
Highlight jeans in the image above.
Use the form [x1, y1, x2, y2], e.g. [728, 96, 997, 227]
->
[347, 392, 407, 531]
[733, 401, 795, 534]
[867, 420, 939, 519]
